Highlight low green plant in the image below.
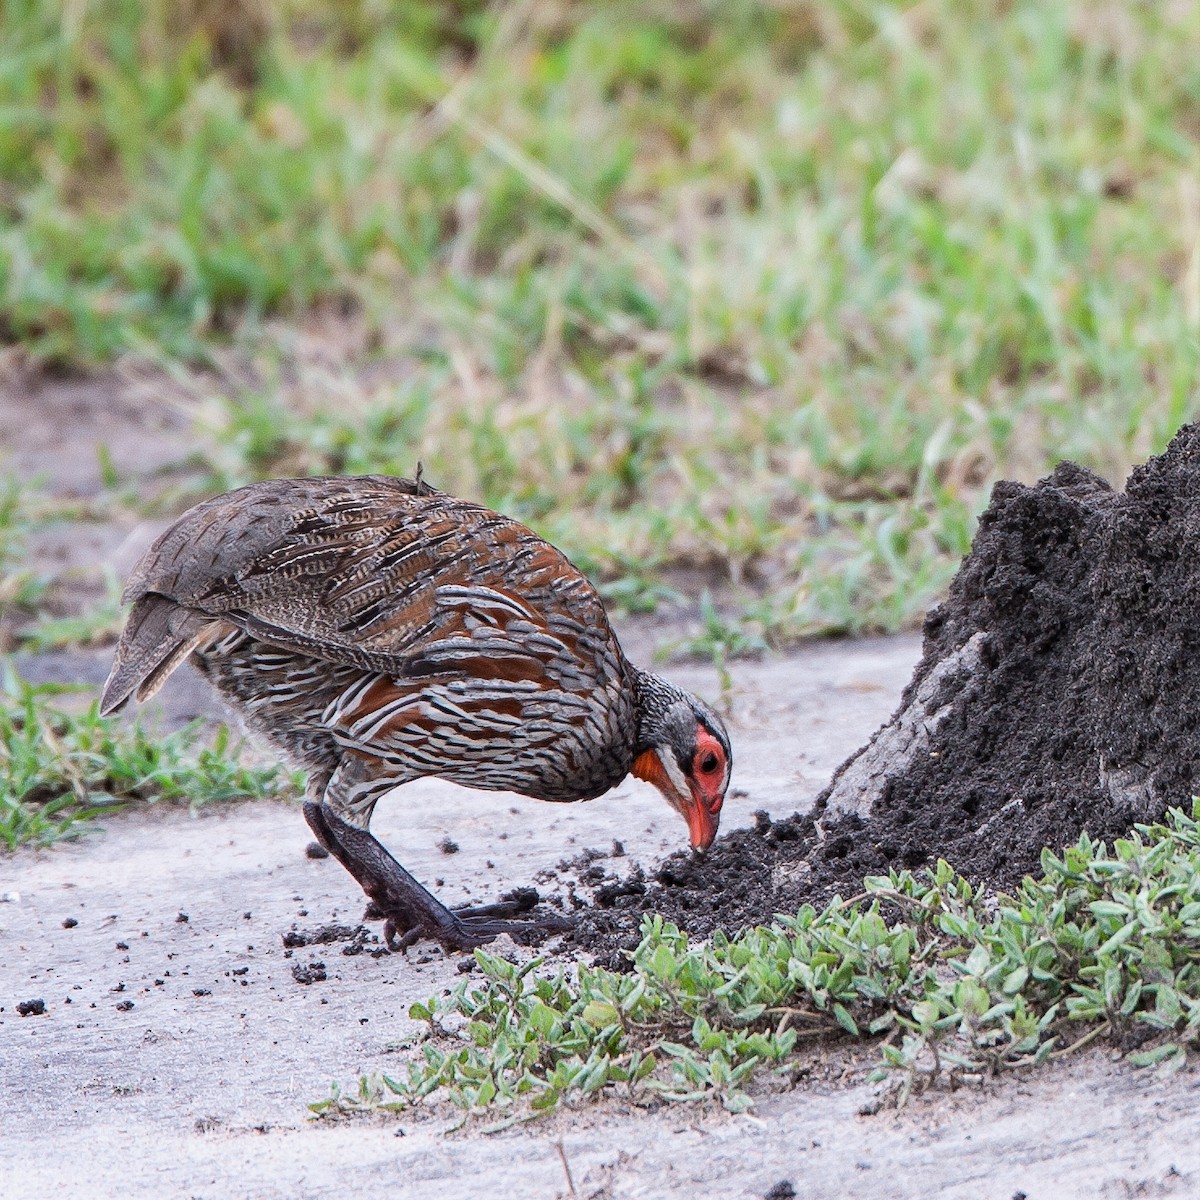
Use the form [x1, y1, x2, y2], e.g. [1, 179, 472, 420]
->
[314, 803, 1200, 1122]
[0, 663, 298, 849]
[19, 566, 127, 651]
[662, 590, 768, 705]
[0, 477, 49, 621]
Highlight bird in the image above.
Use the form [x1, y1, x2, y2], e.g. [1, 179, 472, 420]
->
[100, 473, 732, 952]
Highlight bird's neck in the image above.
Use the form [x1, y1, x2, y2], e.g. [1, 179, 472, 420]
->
[630, 668, 684, 756]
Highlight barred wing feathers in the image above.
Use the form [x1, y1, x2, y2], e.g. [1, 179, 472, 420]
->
[101, 477, 635, 798]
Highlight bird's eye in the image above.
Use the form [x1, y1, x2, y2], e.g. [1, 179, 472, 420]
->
[699, 751, 720, 774]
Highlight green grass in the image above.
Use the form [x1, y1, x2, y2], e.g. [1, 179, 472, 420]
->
[0, 663, 298, 849]
[0, 476, 50, 633]
[3, 0, 1197, 638]
[17, 566, 126, 652]
[314, 803, 1200, 1123]
[0, 476, 135, 653]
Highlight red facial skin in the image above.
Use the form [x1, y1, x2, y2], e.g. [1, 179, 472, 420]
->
[632, 725, 728, 852]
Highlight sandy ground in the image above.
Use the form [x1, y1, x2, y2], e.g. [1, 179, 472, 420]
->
[4, 635, 1200, 1200]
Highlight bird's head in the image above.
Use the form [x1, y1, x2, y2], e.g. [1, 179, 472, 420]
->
[630, 673, 732, 853]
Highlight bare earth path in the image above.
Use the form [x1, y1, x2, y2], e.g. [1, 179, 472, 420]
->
[4, 636, 1200, 1199]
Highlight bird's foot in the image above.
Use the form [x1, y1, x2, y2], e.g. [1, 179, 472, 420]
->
[451, 888, 573, 948]
[452, 886, 540, 921]
[364, 887, 572, 954]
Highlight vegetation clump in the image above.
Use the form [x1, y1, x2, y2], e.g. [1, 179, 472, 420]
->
[0, 665, 297, 849]
[316, 805, 1200, 1121]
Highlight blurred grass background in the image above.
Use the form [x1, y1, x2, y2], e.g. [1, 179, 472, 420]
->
[2, 0, 1199, 643]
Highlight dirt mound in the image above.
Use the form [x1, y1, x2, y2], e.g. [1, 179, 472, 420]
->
[571, 424, 1200, 966]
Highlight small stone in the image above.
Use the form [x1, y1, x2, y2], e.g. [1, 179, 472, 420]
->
[62, 917, 78, 929]
[115, 1000, 135, 1012]
[175, 912, 189, 923]
[17, 999, 46, 1017]
[305, 841, 330, 860]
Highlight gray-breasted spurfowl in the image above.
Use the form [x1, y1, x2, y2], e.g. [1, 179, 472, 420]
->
[101, 474, 732, 952]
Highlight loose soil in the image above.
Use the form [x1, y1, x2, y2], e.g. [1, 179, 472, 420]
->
[568, 424, 1200, 965]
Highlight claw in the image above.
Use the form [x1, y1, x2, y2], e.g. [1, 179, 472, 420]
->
[379, 906, 573, 954]
[390, 923, 423, 953]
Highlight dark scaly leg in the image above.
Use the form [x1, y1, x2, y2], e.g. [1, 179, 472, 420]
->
[306, 755, 570, 953]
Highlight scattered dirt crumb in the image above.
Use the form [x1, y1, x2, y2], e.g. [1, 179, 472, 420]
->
[292, 960, 327, 985]
[282, 923, 380, 958]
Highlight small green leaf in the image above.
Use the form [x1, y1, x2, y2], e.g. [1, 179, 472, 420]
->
[1128, 1043, 1181, 1067]
[582, 1001, 620, 1029]
[832, 1003, 859, 1036]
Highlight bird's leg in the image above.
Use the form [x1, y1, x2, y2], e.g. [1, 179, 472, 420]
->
[303, 801, 477, 950]
[306, 756, 570, 953]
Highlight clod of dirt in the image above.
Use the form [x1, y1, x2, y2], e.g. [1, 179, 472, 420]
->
[61, 917, 78, 929]
[115, 1000, 134, 1012]
[281, 923, 379, 958]
[765, 1183, 797, 1200]
[568, 426, 1200, 964]
[292, 960, 327, 985]
[436, 836, 460, 855]
[304, 841, 330, 859]
[17, 998, 46, 1017]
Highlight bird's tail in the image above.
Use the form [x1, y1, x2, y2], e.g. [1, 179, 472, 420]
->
[99, 595, 216, 715]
